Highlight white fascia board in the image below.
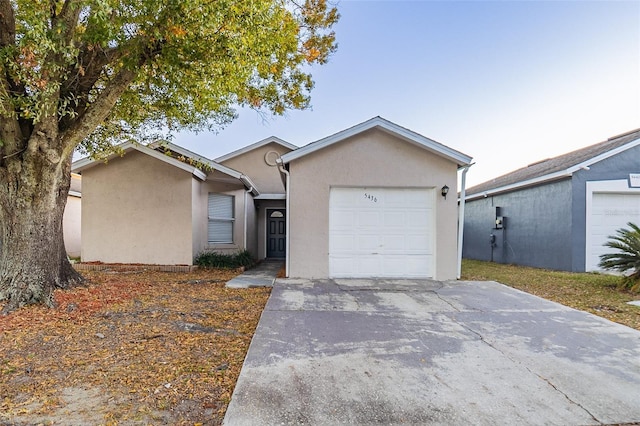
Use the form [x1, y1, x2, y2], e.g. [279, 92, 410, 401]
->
[254, 193, 286, 200]
[208, 162, 243, 179]
[466, 137, 640, 201]
[68, 190, 82, 198]
[73, 141, 249, 183]
[133, 143, 209, 180]
[71, 142, 206, 180]
[376, 120, 473, 166]
[239, 175, 260, 196]
[153, 141, 244, 179]
[280, 116, 473, 166]
[154, 141, 213, 166]
[565, 136, 640, 175]
[466, 170, 573, 201]
[215, 136, 298, 162]
[71, 155, 99, 172]
[71, 141, 134, 172]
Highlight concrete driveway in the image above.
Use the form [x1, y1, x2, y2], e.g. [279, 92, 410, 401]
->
[224, 278, 640, 425]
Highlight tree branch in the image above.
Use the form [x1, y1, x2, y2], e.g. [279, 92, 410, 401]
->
[60, 65, 138, 156]
[0, 0, 15, 48]
[0, 1, 22, 159]
[52, 0, 82, 46]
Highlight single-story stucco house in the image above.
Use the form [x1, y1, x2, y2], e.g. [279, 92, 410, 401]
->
[72, 117, 473, 280]
[462, 128, 640, 273]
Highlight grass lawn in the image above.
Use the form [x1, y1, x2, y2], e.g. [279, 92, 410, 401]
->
[462, 259, 640, 332]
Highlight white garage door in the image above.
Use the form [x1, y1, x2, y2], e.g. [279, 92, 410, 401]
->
[329, 187, 434, 278]
[587, 192, 640, 271]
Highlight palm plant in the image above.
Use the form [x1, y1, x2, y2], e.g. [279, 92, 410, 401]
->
[598, 222, 640, 292]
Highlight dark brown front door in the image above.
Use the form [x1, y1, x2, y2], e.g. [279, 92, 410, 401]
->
[267, 209, 286, 258]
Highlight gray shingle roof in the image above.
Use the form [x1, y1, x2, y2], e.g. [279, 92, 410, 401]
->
[466, 128, 640, 197]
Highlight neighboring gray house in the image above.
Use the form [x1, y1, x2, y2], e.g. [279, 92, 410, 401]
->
[463, 129, 640, 273]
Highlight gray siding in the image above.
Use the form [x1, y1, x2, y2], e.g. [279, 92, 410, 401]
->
[463, 179, 573, 270]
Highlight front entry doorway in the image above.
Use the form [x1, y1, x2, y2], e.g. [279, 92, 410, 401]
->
[267, 209, 286, 258]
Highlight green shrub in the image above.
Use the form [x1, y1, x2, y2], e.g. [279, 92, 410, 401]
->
[598, 222, 640, 292]
[194, 250, 255, 269]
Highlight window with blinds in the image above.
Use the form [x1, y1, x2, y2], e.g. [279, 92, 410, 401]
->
[208, 193, 234, 244]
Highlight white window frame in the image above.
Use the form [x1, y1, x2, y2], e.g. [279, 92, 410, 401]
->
[208, 193, 235, 244]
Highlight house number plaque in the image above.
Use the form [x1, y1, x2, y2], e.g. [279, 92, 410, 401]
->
[364, 193, 378, 203]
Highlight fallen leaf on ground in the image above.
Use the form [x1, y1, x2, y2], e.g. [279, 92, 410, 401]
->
[0, 269, 270, 425]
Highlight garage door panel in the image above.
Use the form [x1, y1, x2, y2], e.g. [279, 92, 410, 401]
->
[329, 234, 355, 252]
[381, 235, 408, 251]
[357, 235, 381, 252]
[331, 255, 381, 277]
[330, 189, 357, 205]
[383, 212, 406, 226]
[359, 211, 381, 227]
[330, 257, 371, 277]
[393, 256, 431, 277]
[381, 256, 408, 276]
[382, 255, 431, 277]
[384, 191, 405, 204]
[330, 209, 356, 228]
[329, 187, 434, 278]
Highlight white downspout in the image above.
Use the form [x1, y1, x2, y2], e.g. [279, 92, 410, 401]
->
[277, 160, 290, 278]
[457, 163, 473, 279]
[244, 186, 253, 250]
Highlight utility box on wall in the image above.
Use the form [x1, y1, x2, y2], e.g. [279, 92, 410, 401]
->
[494, 207, 506, 230]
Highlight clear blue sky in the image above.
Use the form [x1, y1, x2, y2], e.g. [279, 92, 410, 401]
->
[174, 0, 640, 188]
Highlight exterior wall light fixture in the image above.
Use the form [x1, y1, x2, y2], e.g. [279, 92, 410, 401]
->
[441, 185, 449, 199]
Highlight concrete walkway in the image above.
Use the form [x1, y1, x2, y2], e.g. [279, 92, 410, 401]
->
[224, 278, 640, 425]
[225, 260, 283, 288]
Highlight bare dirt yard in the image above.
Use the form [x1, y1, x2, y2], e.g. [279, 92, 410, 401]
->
[0, 268, 270, 426]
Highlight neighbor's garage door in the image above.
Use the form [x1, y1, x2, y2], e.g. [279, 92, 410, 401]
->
[329, 187, 434, 278]
[587, 192, 640, 271]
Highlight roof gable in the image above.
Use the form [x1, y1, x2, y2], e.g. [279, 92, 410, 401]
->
[71, 142, 260, 195]
[466, 129, 640, 199]
[215, 136, 297, 163]
[279, 116, 473, 167]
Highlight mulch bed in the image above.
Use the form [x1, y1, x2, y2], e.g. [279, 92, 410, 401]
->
[0, 269, 271, 425]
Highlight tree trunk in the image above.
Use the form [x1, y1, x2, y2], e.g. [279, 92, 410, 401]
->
[0, 152, 84, 314]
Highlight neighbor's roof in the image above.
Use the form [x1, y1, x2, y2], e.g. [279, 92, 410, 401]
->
[214, 136, 297, 163]
[466, 128, 640, 200]
[279, 116, 473, 167]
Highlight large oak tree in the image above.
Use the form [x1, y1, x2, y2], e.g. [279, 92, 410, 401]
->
[0, 0, 338, 312]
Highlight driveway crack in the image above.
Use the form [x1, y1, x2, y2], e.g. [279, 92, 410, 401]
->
[331, 279, 362, 311]
[432, 286, 463, 313]
[449, 317, 603, 425]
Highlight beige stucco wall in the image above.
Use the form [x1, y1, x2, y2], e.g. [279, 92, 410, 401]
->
[82, 150, 195, 265]
[288, 128, 459, 280]
[220, 142, 291, 194]
[63, 194, 82, 258]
